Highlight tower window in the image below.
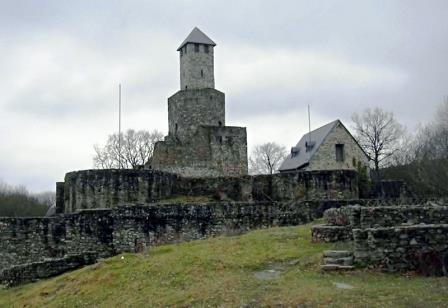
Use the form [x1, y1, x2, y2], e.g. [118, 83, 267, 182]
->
[194, 43, 199, 52]
[335, 144, 345, 162]
[204, 45, 209, 53]
[201, 69, 204, 77]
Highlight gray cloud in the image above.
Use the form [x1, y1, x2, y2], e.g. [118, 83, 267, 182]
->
[1, 0, 447, 191]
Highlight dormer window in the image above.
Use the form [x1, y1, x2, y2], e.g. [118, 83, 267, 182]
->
[291, 147, 300, 158]
[204, 45, 209, 53]
[194, 43, 199, 52]
[305, 141, 315, 152]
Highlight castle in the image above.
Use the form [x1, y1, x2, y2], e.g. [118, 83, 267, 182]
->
[149, 27, 248, 177]
[0, 28, 431, 288]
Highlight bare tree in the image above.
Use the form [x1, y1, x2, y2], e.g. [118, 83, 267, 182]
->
[34, 191, 56, 208]
[383, 99, 448, 197]
[0, 181, 51, 217]
[249, 142, 287, 175]
[351, 108, 405, 178]
[93, 129, 163, 169]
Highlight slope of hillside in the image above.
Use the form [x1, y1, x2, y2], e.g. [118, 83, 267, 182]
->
[1, 222, 447, 307]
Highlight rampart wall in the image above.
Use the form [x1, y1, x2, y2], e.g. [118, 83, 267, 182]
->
[59, 169, 359, 213]
[0, 200, 338, 285]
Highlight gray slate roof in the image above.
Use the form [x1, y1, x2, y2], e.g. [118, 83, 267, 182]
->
[177, 27, 216, 51]
[279, 120, 341, 172]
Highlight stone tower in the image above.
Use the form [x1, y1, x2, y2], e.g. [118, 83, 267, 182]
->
[168, 27, 225, 142]
[178, 27, 215, 90]
[150, 27, 248, 177]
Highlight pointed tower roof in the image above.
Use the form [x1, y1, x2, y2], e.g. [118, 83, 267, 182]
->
[177, 27, 216, 51]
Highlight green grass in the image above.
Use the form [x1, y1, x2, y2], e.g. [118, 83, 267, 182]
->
[1, 222, 447, 307]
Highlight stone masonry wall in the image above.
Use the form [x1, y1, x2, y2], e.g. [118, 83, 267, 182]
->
[314, 202, 448, 273]
[180, 43, 214, 90]
[349, 205, 448, 229]
[353, 224, 448, 272]
[62, 169, 178, 213]
[167, 88, 225, 142]
[307, 122, 369, 172]
[59, 169, 359, 213]
[151, 125, 247, 178]
[176, 170, 358, 202]
[311, 202, 448, 243]
[0, 201, 332, 276]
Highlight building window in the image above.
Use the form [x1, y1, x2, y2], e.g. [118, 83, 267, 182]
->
[194, 43, 199, 52]
[305, 141, 315, 152]
[218, 121, 222, 126]
[335, 144, 345, 162]
[216, 136, 223, 143]
[201, 69, 204, 77]
[204, 45, 209, 53]
[180, 50, 183, 57]
[175, 123, 178, 135]
[184, 46, 187, 54]
[291, 147, 300, 158]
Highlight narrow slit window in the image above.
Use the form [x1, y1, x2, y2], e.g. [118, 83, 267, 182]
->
[335, 144, 345, 162]
[201, 69, 204, 77]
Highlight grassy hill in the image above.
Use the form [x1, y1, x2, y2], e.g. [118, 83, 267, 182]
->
[1, 222, 447, 307]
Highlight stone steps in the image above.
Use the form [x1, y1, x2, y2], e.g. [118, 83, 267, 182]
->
[321, 250, 354, 271]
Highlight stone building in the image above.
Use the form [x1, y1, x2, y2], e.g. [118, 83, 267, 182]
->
[150, 27, 248, 177]
[279, 120, 369, 173]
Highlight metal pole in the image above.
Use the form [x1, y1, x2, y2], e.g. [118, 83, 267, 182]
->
[308, 104, 312, 159]
[119, 84, 122, 169]
[308, 104, 311, 143]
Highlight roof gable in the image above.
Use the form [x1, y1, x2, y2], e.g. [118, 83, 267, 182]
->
[279, 119, 369, 172]
[177, 27, 216, 51]
[279, 120, 340, 171]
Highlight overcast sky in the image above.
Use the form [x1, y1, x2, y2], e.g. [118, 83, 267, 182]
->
[1, 0, 447, 192]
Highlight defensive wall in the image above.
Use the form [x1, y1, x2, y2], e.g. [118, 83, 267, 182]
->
[1, 200, 339, 286]
[58, 169, 359, 214]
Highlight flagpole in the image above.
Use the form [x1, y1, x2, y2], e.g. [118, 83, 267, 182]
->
[119, 84, 122, 169]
